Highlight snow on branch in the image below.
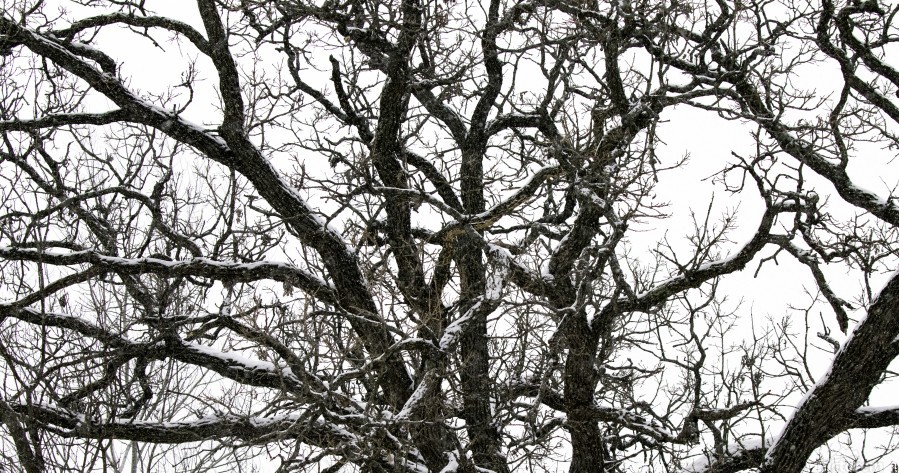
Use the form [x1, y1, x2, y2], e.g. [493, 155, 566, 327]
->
[0, 306, 137, 349]
[15, 403, 360, 448]
[848, 405, 899, 429]
[0, 306, 315, 398]
[0, 247, 337, 303]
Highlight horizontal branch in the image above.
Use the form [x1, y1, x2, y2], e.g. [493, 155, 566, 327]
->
[602, 199, 793, 322]
[0, 307, 313, 397]
[847, 405, 899, 430]
[508, 382, 683, 443]
[429, 166, 564, 243]
[0, 306, 136, 349]
[0, 109, 132, 131]
[691, 447, 767, 473]
[171, 342, 306, 393]
[484, 112, 557, 138]
[14, 403, 356, 446]
[0, 247, 338, 304]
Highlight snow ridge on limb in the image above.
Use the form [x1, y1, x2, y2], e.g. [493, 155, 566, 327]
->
[11, 403, 371, 457]
[0, 247, 338, 304]
[0, 306, 302, 395]
[847, 405, 899, 430]
[689, 273, 899, 473]
[15, 404, 338, 443]
[755, 273, 899, 473]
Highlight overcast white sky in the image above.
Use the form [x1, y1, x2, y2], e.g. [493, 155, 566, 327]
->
[6, 0, 899, 470]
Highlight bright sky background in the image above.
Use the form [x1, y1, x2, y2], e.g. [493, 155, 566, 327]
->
[6, 0, 899, 470]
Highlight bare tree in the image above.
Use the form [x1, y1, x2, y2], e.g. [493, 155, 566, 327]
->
[0, 0, 898, 471]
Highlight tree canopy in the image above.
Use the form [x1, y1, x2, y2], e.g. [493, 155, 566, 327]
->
[1, 0, 899, 471]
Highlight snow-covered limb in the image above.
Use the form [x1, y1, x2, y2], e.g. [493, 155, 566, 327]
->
[0, 246, 338, 304]
[14, 403, 359, 447]
[497, 245, 557, 299]
[394, 369, 438, 421]
[453, 240, 554, 301]
[438, 451, 461, 473]
[440, 299, 496, 351]
[394, 300, 498, 422]
[0, 306, 316, 399]
[0, 109, 132, 131]
[0, 305, 138, 349]
[178, 342, 306, 390]
[759, 272, 899, 472]
[685, 446, 766, 473]
[10, 402, 431, 473]
[485, 248, 510, 301]
[848, 405, 899, 429]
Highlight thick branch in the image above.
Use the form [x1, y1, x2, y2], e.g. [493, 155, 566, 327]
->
[0, 247, 338, 305]
[760, 273, 899, 472]
[15, 403, 356, 446]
